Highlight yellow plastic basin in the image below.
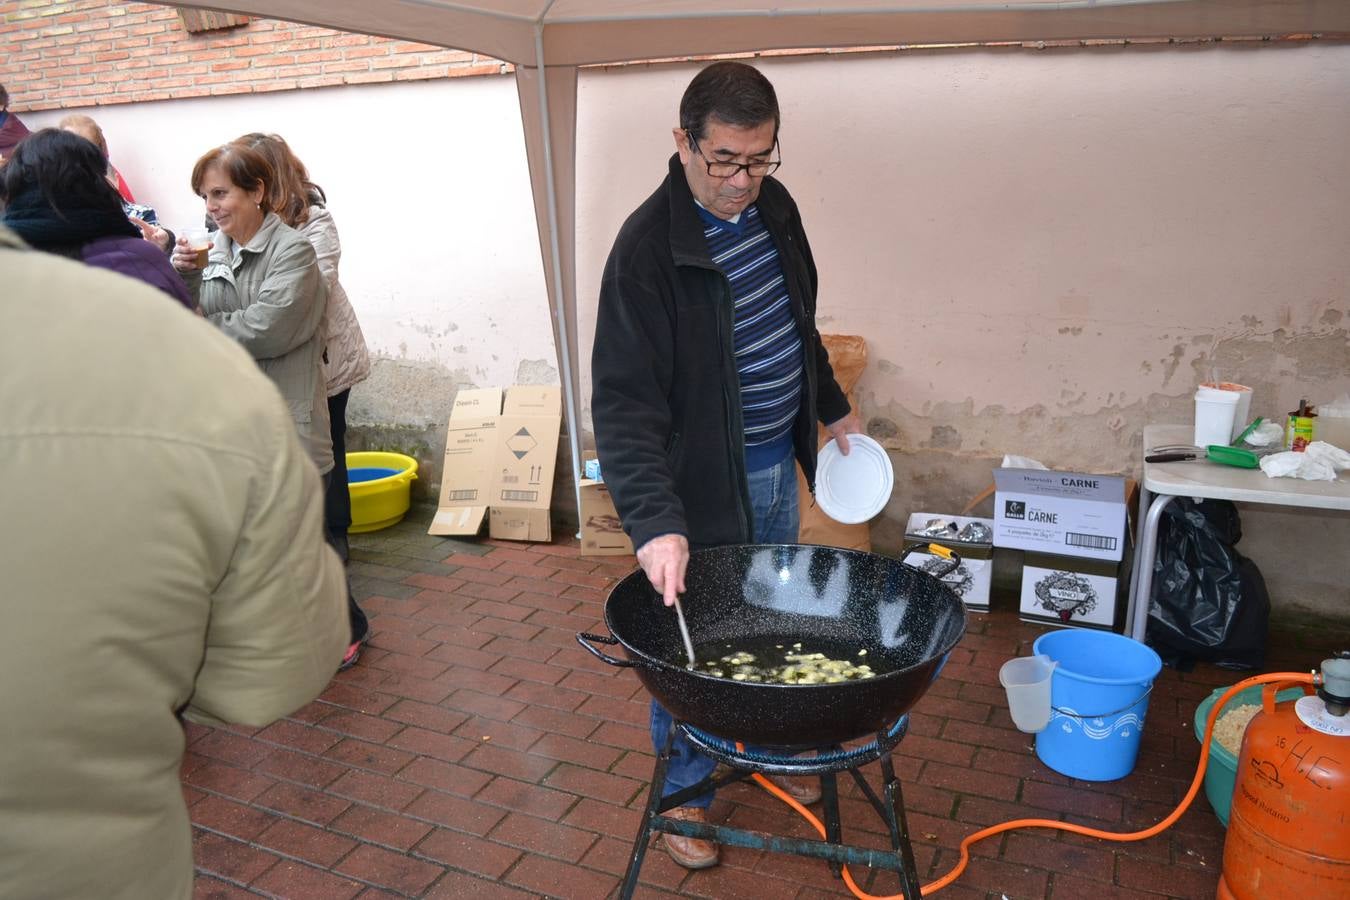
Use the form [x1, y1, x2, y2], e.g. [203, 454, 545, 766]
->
[346, 451, 419, 533]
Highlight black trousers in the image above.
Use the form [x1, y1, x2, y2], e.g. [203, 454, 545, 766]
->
[325, 389, 353, 541]
[320, 391, 368, 643]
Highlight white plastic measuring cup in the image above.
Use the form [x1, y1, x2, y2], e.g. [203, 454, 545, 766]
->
[999, 654, 1057, 733]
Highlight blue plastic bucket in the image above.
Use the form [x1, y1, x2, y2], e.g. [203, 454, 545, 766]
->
[1032, 629, 1162, 781]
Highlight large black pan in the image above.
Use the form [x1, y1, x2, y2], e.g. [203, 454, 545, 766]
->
[578, 544, 967, 748]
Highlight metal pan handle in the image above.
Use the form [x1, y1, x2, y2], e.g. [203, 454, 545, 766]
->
[576, 631, 637, 668]
[900, 542, 962, 580]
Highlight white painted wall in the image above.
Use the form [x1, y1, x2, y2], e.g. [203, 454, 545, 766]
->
[26, 75, 554, 401]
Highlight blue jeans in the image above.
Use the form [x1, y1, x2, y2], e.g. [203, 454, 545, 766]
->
[746, 449, 800, 544]
[651, 448, 799, 807]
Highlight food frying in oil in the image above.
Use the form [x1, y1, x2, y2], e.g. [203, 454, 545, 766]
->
[693, 640, 877, 684]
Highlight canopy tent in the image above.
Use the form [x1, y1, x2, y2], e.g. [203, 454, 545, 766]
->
[168, 1, 1350, 516]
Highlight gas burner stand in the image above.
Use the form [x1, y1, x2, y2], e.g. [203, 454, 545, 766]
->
[619, 715, 922, 900]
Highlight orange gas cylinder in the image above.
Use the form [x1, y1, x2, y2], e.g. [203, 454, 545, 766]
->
[1217, 677, 1350, 900]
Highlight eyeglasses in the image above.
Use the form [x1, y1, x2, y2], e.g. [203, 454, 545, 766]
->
[686, 130, 781, 178]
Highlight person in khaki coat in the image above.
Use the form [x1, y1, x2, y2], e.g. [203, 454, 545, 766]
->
[0, 224, 348, 900]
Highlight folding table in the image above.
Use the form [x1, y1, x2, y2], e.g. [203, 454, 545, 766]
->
[1125, 424, 1350, 641]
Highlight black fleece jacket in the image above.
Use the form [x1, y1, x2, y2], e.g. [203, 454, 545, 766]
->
[591, 154, 850, 552]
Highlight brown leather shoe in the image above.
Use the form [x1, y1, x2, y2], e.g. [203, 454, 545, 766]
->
[662, 806, 719, 869]
[767, 774, 822, 805]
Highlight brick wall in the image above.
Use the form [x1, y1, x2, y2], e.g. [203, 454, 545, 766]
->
[1, 0, 510, 111]
[4, 1, 1344, 113]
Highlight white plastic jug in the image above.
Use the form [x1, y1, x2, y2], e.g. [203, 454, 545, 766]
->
[999, 654, 1057, 733]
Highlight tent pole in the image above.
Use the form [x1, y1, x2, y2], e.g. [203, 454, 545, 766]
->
[530, 27, 585, 534]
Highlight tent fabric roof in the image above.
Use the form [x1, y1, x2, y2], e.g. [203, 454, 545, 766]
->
[174, 1, 1350, 67]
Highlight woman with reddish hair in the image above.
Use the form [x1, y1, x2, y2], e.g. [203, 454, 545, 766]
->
[236, 133, 371, 561]
[233, 132, 374, 669]
[173, 141, 368, 669]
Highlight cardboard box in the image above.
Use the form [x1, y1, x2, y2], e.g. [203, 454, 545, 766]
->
[903, 513, 994, 612]
[429, 385, 561, 542]
[579, 478, 634, 557]
[1018, 552, 1127, 632]
[992, 468, 1127, 562]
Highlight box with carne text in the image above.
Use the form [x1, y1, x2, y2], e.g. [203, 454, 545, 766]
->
[992, 468, 1127, 562]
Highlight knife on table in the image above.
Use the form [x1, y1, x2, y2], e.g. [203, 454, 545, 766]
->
[1145, 452, 1201, 463]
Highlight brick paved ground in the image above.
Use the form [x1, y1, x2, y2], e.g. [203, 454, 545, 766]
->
[187, 508, 1350, 899]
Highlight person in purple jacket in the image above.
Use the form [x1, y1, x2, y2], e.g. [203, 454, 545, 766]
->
[0, 82, 31, 161]
[0, 128, 192, 309]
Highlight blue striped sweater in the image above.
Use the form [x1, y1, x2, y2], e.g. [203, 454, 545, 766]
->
[698, 202, 803, 471]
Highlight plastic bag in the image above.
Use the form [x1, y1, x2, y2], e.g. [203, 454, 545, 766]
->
[1243, 420, 1284, 447]
[1001, 455, 1049, 469]
[1146, 497, 1269, 670]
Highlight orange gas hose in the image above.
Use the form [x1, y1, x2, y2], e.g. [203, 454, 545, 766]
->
[746, 670, 1316, 898]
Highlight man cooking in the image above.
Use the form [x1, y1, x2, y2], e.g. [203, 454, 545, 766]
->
[591, 60, 862, 870]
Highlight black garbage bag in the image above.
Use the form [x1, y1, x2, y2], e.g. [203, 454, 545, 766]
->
[1146, 497, 1269, 670]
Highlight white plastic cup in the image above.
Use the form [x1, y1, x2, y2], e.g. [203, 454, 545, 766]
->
[1199, 382, 1252, 440]
[183, 226, 212, 268]
[1194, 386, 1241, 447]
[999, 654, 1057, 733]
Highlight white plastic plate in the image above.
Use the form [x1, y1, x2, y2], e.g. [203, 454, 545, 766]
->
[815, 434, 894, 525]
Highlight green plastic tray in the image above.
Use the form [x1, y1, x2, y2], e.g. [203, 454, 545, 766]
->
[1205, 445, 1261, 468]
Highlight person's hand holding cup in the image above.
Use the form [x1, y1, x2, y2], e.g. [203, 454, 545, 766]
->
[173, 226, 212, 273]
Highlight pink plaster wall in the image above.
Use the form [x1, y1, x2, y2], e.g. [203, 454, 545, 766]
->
[575, 42, 1350, 614]
[578, 42, 1349, 462]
